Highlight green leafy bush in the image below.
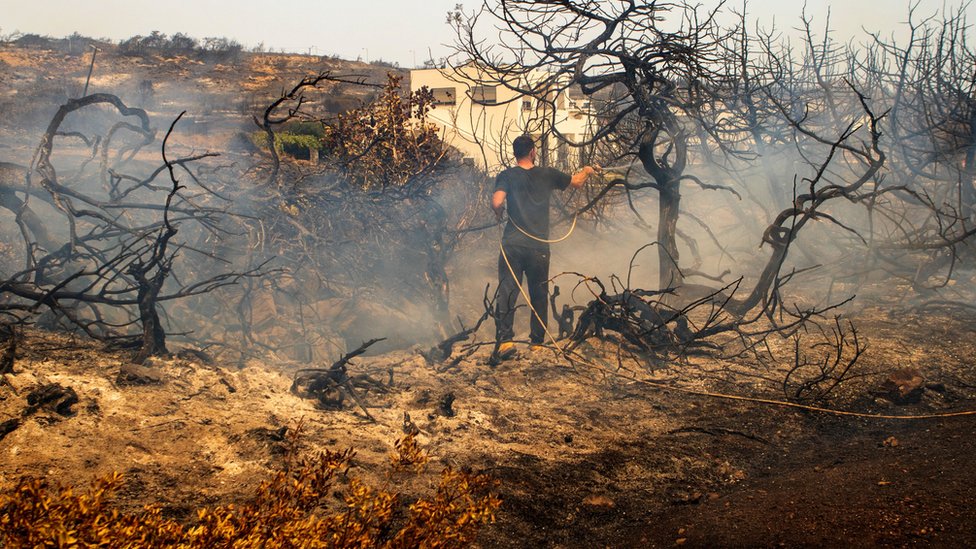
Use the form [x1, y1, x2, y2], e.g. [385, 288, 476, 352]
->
[249, 130, 323, 160]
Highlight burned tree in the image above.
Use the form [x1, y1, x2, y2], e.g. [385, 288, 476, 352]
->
[0, 95, 264, 362]
[451, 0, 738, 290]
[730, 86, 887, 316]
[850, 5, 976, 295]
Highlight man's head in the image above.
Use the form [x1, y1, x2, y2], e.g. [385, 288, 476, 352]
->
[513, 134, 535, 161]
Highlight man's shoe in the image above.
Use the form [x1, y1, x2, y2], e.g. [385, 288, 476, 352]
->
[497, 341, 517, 359]
[489, 341, 517, 366]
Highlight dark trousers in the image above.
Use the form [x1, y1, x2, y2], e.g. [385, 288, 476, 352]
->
[496, 244, 550, 344]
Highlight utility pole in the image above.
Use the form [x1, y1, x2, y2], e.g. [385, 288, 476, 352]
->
[82, 45, 99, 97]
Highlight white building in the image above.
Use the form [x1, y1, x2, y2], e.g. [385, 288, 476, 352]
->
[409, 64, 595, 173]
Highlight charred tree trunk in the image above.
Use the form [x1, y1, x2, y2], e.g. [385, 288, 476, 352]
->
[732, 234, 791, 316]
[130, 253, 172, 364]
[656, 177, 682, 290]
[425, 256, 451, 337]
[419, 201, 453, 336]
[0, 166, 60, 255]
[638, 112, 687, 291]
[132, 114, 183, 363]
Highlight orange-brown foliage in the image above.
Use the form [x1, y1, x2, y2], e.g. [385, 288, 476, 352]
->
[0, 433, 500, 548]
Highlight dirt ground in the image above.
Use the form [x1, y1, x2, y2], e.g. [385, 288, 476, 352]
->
[2, 300, 975, 548]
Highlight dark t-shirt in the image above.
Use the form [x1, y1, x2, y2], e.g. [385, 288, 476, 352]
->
[495, 165, 571, 250]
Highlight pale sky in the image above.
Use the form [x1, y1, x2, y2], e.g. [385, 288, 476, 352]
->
[1, 1, 973, 67]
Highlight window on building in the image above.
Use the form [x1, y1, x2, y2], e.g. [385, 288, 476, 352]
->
[431, 87, 456, 105]
[471, 85, 497, 105]
[522, 99, 532, 111]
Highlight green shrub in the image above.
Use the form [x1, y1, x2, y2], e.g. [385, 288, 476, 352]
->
[278, 132, 323, 159]
[249, 126, 325, 160]
[281, 120, 327, 138]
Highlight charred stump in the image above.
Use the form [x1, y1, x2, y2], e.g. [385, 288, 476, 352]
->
[291, 338, 386, 420]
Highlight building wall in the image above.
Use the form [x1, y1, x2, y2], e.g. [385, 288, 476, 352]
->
[410, 66, 594, 174]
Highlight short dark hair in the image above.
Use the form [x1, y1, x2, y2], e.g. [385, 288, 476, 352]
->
[513, 134, 535, 160]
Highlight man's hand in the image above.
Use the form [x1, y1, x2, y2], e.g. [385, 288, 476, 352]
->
[571, 164, 602, 188]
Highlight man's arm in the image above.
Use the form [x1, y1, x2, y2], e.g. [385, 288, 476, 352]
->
[570, 165, 600, 188]
[491, 189, 507, 221]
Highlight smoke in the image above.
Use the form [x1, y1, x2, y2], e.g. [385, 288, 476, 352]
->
[2, 20, 974, 367]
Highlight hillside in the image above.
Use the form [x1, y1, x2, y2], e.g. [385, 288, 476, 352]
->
[0, 37, 400, 155]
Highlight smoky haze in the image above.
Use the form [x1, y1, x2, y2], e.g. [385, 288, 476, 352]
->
[0, 0, 973, 366]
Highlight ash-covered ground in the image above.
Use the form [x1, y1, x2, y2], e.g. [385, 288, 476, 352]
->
[3, 290, 976, 547]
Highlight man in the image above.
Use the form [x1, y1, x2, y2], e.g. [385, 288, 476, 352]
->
[491, 134, 598, 360]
